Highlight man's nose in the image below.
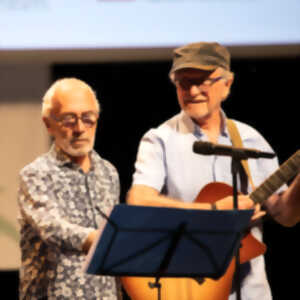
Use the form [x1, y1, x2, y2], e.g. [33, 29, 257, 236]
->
[189, 84, 203, 96]
[73, 118, 85, 133]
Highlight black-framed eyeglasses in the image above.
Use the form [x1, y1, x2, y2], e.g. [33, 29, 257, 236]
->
[175, 76, 224, 90]
[51, 112, 99, 128]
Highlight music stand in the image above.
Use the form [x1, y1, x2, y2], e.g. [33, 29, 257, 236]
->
[84, 204, 253, 300]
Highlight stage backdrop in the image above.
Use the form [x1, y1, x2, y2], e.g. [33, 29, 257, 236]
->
[1, 0, 300, 63]
[0, 65, 49, 270]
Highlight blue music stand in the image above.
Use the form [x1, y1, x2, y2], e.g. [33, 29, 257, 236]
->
[84, 204, 253, 287]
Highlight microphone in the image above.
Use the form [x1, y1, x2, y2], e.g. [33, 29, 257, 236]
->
[193, 141, 276, 159]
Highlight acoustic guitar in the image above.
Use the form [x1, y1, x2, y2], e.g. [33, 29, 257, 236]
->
[121, 150, 300, 300]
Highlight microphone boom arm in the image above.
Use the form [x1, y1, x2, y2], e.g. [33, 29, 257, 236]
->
[193, 141, 276, 160]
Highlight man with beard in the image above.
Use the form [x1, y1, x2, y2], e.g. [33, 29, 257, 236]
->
[18, 78, 122, 300]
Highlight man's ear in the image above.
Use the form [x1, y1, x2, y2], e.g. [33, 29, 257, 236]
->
[43, 117, 50, 128]
[226, 74, 234, 88]
[43, 117, 53, 136]
[222, 75, 234, 102]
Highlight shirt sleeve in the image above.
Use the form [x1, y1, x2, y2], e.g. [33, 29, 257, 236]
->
[18, 169, 94, 252]
[132, 129, 167, 192]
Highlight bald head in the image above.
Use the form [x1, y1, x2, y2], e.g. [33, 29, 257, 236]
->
[42, 78, 100, 118]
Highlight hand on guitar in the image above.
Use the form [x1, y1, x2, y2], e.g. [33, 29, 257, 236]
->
[215, 195, 266, 221]
[265, 173, 300, 227]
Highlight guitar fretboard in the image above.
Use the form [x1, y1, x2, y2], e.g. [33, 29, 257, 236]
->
[250, 150, 300, 204]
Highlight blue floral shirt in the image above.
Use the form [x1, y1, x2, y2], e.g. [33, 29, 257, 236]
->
[18, 145, 122, 300]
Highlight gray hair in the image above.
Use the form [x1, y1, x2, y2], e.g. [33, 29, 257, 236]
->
[220, 69, 234, 81]
[42, 78, 100, 118]
[170, 67, 234, 84]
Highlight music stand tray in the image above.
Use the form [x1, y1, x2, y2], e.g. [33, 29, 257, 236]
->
[84, 204, 253, 280]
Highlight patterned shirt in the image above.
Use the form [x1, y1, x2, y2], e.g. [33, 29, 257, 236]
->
[18, 145, 122, 300]
[132, 110, 281, 300]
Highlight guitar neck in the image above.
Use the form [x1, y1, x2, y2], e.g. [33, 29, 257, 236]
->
[250, 150, 300, 205]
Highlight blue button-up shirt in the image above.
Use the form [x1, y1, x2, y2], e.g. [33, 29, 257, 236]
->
[132, 110, 280, 300]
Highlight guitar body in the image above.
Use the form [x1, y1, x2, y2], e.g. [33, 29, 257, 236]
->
[196, 182, 267, 265]
[121, 182, 267, 300]
[122, 260, 235, 300]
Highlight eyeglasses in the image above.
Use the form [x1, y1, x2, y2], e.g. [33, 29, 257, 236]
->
[51, 112, 99, 128]
[175, 76, 224, 90]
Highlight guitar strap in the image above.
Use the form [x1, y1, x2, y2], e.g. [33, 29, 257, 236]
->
[226, 119, 256, 191]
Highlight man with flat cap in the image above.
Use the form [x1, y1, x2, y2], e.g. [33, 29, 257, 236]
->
[126, 42, 300, 299]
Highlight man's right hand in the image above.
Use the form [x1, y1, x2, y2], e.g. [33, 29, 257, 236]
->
[216, 195, 265, 221]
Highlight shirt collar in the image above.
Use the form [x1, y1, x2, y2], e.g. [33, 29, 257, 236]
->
[49, 144, 95, 172]
[179, 110, 229, 138]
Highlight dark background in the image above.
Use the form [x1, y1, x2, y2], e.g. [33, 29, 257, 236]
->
[2, 56, 299, 299]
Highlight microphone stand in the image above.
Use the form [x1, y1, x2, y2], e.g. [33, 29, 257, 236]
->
[231, 156, 242, 300]
[230, 150, 263, 300]
[192, 141, 276, 300]
[148, 222, 187, 300]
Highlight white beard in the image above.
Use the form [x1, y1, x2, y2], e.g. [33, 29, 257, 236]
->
[56, 137, 95, 158]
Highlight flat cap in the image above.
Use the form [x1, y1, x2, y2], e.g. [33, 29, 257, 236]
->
[169, 42, 231, 76]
